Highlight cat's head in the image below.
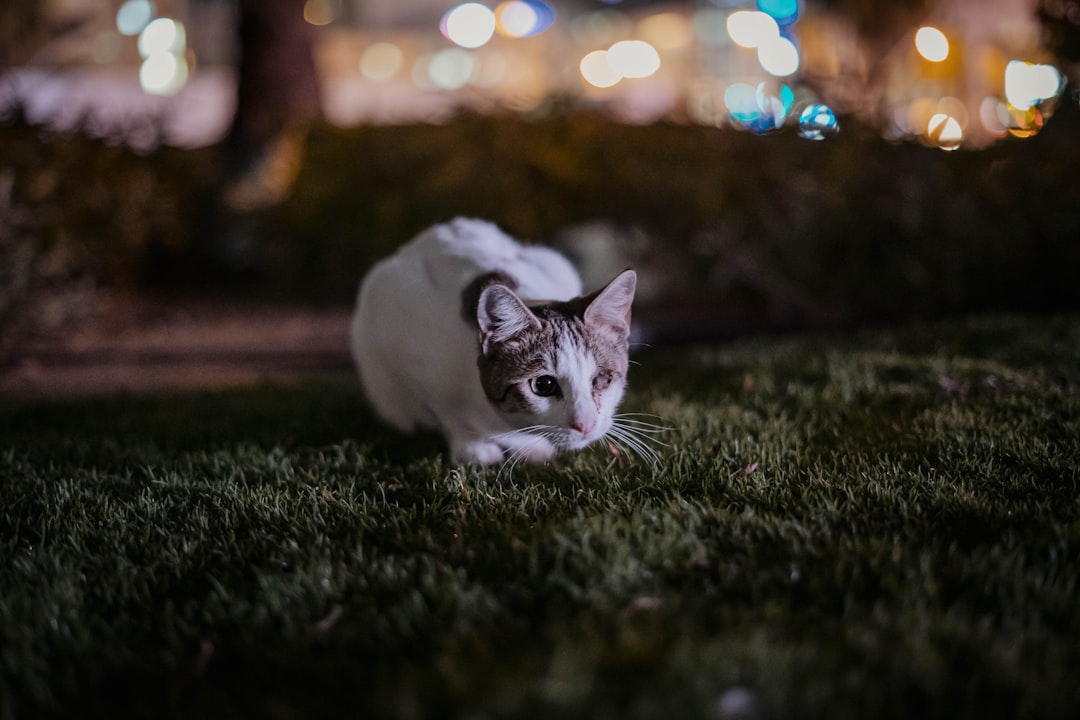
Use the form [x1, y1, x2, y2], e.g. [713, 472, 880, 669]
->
[475, 269, 636, 451]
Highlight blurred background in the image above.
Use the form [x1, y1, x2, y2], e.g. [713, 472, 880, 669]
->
[1, 0, 1079, 374]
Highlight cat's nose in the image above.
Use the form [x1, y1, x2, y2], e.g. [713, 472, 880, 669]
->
[571, 419, 593, 436]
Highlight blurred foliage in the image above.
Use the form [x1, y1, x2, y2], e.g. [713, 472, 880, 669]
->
[0, 110, 211, 359]
[265, 104, 1080, 335]
[1, 103, 1079, 350]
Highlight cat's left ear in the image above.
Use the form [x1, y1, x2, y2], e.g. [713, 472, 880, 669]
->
[584, 269, 636, 333]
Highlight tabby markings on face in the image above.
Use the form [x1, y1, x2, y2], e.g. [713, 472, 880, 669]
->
[477, 305, 627, 435]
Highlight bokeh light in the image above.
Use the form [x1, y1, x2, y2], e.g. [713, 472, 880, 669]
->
[927, 113, 963, 150]
[724, 83, 760, 121]
[441, 3, 497, 49]
[303, 0, 337, 26]
[428, 47, 476, 89]
[116, 0, 155, 36]
[914, 26, 949, 62]
[495, 0, 555, 38]
[757, 82, 794, 120]
[580, 49, 621, 88]
[137, 18, 185, 57]
[798, 103, 838, 140]
[726, 11, 780, 49]
[496, 1, 537, 37]
[758, 36, 800, 77]
[724, 81, 792, 133]
[139, 50, 188, 95]
[360, 42, 403, 81]
[979, 97, 1009, 138]
[606, 40, 661, 79]
[136, 17, 188, 96]
[1004, 105, 1045, 138]
[45, 0, 1075, 147]
[1004, 60, 1063, 111]
[756, 0, 798, 25]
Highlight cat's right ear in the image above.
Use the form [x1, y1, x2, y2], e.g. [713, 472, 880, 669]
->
[477, 285, 540, 354]
[584, 269, 636, 333]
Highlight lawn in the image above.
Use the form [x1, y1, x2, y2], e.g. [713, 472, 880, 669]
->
[2, 313, 1078, 719]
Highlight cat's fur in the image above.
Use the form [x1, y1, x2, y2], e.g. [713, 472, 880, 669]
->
[350, 218, 638, 465]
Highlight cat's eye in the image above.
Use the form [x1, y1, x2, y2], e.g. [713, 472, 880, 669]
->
[531, 375, 560, 397]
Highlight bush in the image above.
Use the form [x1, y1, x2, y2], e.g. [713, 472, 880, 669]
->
[2, 103, 1078, 347]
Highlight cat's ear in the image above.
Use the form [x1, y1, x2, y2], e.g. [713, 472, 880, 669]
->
[584, 269, 636, 333]
[477, 284, 540, 353]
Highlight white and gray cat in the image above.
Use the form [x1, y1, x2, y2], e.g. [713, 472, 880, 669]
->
[350, 217, 660, 467]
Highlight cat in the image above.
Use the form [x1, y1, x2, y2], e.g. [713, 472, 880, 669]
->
[350, 218, 660, 467]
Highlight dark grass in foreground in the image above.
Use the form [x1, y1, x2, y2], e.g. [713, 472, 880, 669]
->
[2, 314, 1078, 719]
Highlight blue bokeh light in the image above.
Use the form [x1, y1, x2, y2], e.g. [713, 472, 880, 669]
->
[798, 103, 839, 140]
[757, 0, 799, 25]
[725, 82, 795, 134]
[517, 0, 556, 37]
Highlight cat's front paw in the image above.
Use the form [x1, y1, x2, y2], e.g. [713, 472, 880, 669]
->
[452, 440, 506, 465]
[501, 436, 557, 463]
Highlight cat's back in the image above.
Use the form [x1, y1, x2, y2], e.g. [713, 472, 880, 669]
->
[372, 218, 581, 302]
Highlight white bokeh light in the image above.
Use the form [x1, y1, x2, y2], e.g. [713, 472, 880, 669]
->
[580, 50, 621, 88]
[137, 18, 185, 57]
[441, 3, 497, 49]
[757, 36, 799, 77]
[928, 113, 963, 149]
[915, 26, 949, 62]
[726, 11, 779, 49]
[428, 47, 476, 89]
[139, 51, 188, 95]
[606, 40, 660, 79]
[1004, 60, 1063, 111]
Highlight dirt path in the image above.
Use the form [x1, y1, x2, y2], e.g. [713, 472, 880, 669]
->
[1, 294, 357, 402]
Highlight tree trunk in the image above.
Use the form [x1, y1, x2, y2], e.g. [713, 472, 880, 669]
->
[223, 0, 321, 212]
[209, 0, 322, 272]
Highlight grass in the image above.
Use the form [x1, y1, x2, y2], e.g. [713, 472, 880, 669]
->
[1, 313, 1078, 719]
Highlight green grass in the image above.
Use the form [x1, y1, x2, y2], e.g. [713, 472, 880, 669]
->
[2, 314, 1078, 719]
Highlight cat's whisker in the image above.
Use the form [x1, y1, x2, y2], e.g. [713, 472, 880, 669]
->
[497, 447, 526, 482]
[612, 420, 671, 435]
[605, 429, 653, 467]
[498, 442, 530, 479]
[612, 417, 674, 447]
[497, 451, 523, 483]
[612, 420, 672, 444]
[490, 424, 549, 441]
[607, 430, 660, 470]
[614, 412, 672, 427]
[605, 419, 667, 469]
